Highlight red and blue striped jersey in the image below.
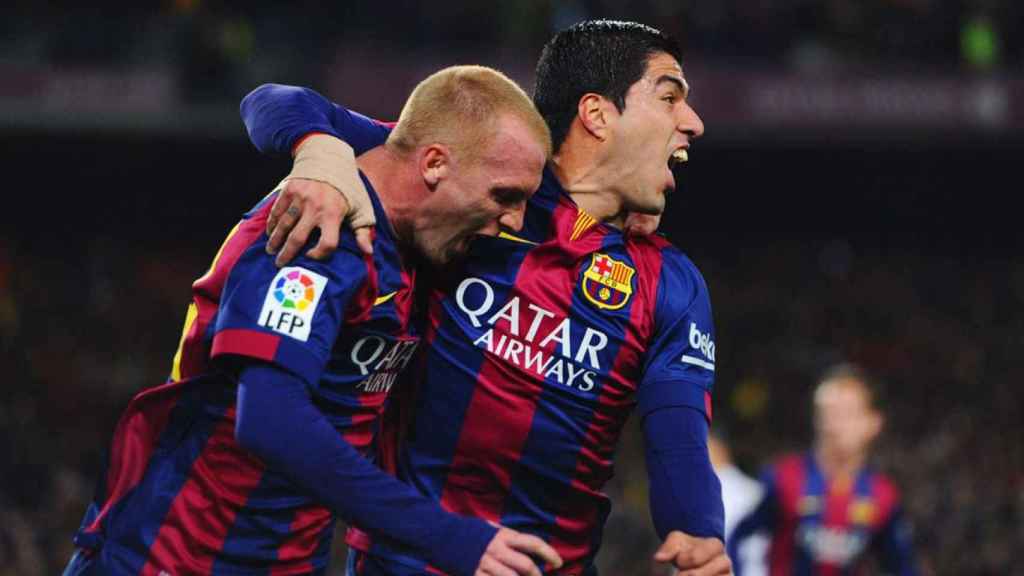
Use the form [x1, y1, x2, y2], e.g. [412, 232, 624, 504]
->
[348, 167, 717, 574]
[728, 453, 917, 576]
[70, 181, 419, 575]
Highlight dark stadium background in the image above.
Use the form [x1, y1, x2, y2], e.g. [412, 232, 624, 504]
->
[1, 2, 1021, 574]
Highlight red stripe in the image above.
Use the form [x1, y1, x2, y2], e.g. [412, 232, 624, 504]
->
[345, 233, 378, 324]
[440, 201, 589, 521]
[870, 474, 899, 529]
[549, 506, 599, 573]
[180, 203, 273, 380]
[438, 358, 543, 521]
[84, 381, 185, 535]
[393, 268, 416, 329]
[211, 328, 281, 362]
[141, 409, 266, 575]
[547, 237, 661, 569]
[270, 506, 332, 575]
[531, 199, 608, 567]
[623, 238, 661, 364]
[342, 412, 379, 452]
[769, 456, 805, 576]
[818, 475, 854, 576]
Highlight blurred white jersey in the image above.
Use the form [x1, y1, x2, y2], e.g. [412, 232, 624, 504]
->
[718, 464, 769, 576]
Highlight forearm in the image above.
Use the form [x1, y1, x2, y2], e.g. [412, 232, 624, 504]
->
[644, 406, 725, 542]
[235, 362, 494, 575]
[240, 84, 389, 156]
[241, 84, 341, 155]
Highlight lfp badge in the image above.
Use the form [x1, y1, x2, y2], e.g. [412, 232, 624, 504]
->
[259, 267, 328, 342]
[582, 253, 635, 310]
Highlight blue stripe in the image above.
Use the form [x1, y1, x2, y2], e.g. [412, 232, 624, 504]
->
[96, 378, 231, 573]
[211, 470, 322, 574]
[796, 456, 825, 575]
[498, 234, 635, 564]
[348, 549, 433, 576]
[854, 467, 874, 499]
[399, 235, 532, 501]
[400, 345, 483, 500]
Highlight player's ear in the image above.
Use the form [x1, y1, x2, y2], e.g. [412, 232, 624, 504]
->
[871, 410, 885, 436]
[578, 93, 611, 141]
[864, 407, 884, 442]
[420, 144, 451, 189]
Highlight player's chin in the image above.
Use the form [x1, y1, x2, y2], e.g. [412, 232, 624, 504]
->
[634, 193, 667, 216]
[438, 239, 471, 266]
[416, 242, 451, 268]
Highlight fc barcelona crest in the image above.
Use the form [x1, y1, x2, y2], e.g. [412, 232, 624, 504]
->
[582, 253, 636, 310]
[849, 498, 875, 525]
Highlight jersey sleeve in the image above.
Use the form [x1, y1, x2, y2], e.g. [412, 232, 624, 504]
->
[240, 84, 392, 156]
[210, 230, 369, 387]
[644, 405, 725, 541]
[638, 251, 716, 420]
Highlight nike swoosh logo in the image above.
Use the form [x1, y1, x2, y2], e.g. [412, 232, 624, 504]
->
[374, 291, 397, 306]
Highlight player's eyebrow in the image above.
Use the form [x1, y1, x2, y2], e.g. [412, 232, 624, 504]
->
[655, 75, 689, 99]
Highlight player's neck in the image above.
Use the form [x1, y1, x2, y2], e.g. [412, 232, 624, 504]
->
[551, 134, 627, 228]
[356, 145, 425, 238]
[815, 444, 867, 483]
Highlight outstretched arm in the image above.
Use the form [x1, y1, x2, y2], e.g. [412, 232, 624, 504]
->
[241, 83, 391, 156]
[236, 362, 562, 576]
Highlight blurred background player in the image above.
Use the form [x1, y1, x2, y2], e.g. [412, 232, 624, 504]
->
[727, 364, 917, 575]
[240, 20, 731, 576]
[63, 65, 561, 576]
[709, 427, 767, 576]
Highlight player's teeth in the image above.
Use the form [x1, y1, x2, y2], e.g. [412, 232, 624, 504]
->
[671, 149, 688, 163]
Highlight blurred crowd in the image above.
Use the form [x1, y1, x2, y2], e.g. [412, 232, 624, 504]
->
[1, 232, 1020, 574]
[1, 1, 1021, 105]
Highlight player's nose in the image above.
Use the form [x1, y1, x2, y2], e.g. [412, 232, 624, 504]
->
[498, 203, 527, 233]
[678, 102, 705, 139]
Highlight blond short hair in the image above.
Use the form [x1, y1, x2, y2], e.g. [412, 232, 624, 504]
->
[387, 65, 552, 161]
[817, 363, 881, 412]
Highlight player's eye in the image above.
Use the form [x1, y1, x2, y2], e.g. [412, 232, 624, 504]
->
[491, 187, 526, 207]
[662, 94, 677, 105]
